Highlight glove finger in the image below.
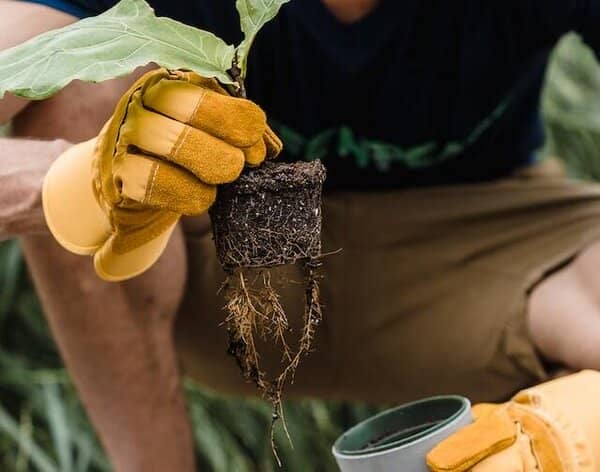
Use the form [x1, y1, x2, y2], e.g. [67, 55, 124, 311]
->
[264, 125, 283, 159]
[142, 76, 266, 148]
[244, 139, 266, 167]
[113, 153, 217, 216]
[243, 125, 284, 166]
[426, 408, 517, 472]
[119, 95, 245, 185]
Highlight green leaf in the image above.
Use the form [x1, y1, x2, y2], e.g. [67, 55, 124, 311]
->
[43, 383, 73, 472]
[236, 0, 290, 77]
[0, 241, 22, 325]
[0, 0, 235, 100]
[0, 404, 58, 472]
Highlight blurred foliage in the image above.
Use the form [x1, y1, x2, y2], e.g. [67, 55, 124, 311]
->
[1, 32, 600, 471]
[542, 34, 600, 178]
[0, 239, 378, 471]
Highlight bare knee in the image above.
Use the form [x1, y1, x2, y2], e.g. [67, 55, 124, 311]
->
[528, 266, 577, 364]
[528, 242, 600, 370]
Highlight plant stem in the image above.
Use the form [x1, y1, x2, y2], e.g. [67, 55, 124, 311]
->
[228, 53, 247, 98]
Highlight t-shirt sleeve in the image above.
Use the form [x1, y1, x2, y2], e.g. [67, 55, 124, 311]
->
[513, 1, 600, 56]
[18, 0, 118, 18]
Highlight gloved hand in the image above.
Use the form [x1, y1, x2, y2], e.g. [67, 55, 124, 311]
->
[426, 370, 600, 472]
[43, 68, 281, 281]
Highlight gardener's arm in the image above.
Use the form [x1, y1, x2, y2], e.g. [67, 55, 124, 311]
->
[0, 138, 71, 239]
[0, 1, 160, 241]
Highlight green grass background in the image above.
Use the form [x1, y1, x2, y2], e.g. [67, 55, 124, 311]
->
[0, 33, 599, 471]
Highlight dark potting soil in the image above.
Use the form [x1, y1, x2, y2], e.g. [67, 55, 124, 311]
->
[361, 420, 444, 450]
[210, 161, 326, 269]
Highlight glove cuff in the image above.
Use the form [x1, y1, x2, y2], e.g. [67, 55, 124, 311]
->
[43, 138, 111, 255]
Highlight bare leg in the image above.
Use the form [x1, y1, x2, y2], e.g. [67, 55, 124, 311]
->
[529, 240, 600, 371]
[13, 77, 197, 472]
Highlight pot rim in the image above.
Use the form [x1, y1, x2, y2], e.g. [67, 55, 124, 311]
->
[332, 395, 471, 459]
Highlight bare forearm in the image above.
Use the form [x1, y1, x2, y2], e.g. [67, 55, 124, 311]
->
[0, 137, 71, 238]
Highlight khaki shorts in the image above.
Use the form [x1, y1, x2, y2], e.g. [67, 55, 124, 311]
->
[174, 161, 600, 403]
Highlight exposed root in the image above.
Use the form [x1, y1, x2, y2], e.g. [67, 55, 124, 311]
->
[256, 271, 293, 362]
[223, 271, 269, 391]
[301, 258, 323, 356]
[221, 259, 323, 464]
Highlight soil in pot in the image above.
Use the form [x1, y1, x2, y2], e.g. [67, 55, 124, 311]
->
[210, 160, 326, 269]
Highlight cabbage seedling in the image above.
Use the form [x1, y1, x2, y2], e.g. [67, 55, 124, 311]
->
[0, 0, 327, 458]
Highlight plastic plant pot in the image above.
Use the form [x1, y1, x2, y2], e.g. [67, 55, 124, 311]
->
[332, 395, 472, 472]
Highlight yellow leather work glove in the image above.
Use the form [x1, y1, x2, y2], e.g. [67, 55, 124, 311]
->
[43, 68, 282, 281]
[427, 370, 600, 472]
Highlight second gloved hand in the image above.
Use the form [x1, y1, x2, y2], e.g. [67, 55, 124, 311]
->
[426, 370, 600, 472]
[43, 68, 282, 281]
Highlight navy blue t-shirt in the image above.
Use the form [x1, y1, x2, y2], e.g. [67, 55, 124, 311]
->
[23, 0, 600, 189]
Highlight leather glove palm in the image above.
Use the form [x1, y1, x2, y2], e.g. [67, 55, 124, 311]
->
[43, 69, 281, 281]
